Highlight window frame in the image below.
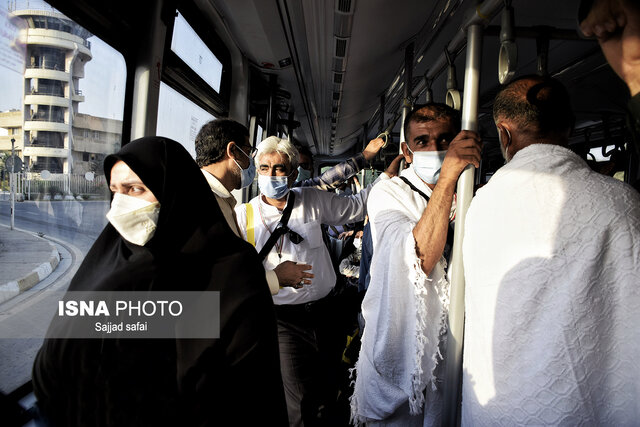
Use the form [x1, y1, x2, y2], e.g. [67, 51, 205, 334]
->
[161, 2, 232, 119]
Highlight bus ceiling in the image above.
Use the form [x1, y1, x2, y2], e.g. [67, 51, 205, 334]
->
[48, 0, 629, 159]
[211, 0, 624, 156]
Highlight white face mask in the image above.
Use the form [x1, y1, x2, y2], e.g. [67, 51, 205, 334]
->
[258, 174, 291, 199]
[106, 193, 161, 246]
[407, 145, 447, 184]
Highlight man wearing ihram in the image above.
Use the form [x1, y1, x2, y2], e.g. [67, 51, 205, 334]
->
[462, 75, 640, 425]
[350, 103, 482, 426]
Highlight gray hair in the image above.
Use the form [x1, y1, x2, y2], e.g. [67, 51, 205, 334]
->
[256, 136, 300, 172]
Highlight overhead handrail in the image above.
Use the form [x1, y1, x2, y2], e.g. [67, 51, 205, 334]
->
[410, 0, 504, 100]
[364, 0, 504, 142]
[400, 43, 415, 145]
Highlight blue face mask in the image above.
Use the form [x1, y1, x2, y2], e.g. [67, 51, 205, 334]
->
[258, 174, 292, 199]
[295, 166, 312, 183]
[233, 147, 256, 189]
[407, 145, 447, 184]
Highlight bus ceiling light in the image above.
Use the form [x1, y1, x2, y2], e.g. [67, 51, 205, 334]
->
[498, 1, 517, 84]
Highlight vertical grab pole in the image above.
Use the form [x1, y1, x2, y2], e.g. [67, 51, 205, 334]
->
[267, 74, 278, 137]
[10, 138, 15, 230]
[400, 42, 414, 145]
[379, 94, 385, 135]
[442, 23, 483, 426]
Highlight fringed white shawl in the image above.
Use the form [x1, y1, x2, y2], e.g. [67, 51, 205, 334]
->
[350, 167, 450, 426]
[462, 144, 640, 426]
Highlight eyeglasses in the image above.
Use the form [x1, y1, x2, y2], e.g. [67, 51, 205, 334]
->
[258, 165, 297, 176]
[238, 145, 258, 159]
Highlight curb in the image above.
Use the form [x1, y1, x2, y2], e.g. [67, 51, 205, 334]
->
[0, 241, 60, 305]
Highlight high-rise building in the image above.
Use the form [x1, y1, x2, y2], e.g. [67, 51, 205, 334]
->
[0, 2, 121, 175]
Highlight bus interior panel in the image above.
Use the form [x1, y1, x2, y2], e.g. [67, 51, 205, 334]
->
[0, 0, 637, 425]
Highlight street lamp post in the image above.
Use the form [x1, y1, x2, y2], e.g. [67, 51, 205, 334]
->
[10, 138, 15, 230]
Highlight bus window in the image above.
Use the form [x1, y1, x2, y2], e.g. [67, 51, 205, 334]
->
[171, 11, 223, 94]
[157, 7, 231, 157]
[156, 82, 215, 159]
[0, 0, 126, 396]
[589, 144, 618, 162]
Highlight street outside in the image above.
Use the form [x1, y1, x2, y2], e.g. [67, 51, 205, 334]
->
[0, 199, 108, 394]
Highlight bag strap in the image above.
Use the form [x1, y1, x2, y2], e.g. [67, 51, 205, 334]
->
[399, 175, 455, 259]
[399, 176, 430, 202]
[257, 191, 296, 261]
[245, 203, 255, 247]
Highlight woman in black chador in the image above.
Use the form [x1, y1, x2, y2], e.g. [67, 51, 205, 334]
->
[33, 137, 287, 426]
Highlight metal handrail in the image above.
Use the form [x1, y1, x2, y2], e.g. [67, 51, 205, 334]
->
[26, 63, 65, 71]
[26, 90, 65, 97]
[411, 0, 504, 99]
[28, 115, 65, 123]
[441, 21, 485, 427]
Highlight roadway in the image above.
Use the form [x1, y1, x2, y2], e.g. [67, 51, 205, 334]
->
[0, 199, 108, 394]
[0, 199, 109, 253]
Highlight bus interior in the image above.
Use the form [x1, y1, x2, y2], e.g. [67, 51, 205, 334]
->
[0, 0, 637, 425]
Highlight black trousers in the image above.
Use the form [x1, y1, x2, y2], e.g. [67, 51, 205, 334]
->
[275, 298, 345, 427]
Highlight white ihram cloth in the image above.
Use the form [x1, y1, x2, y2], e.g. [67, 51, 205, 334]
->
[462, 143, 640, 426]
[351, 167, 451, 426]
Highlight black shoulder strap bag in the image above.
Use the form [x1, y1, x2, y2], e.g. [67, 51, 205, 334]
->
[257, 192, 304, 261]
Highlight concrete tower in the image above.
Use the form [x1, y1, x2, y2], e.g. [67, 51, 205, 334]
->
[10, 2, 92, 174]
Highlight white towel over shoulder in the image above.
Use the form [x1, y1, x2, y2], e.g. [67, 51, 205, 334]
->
[462, 144, 640, 426]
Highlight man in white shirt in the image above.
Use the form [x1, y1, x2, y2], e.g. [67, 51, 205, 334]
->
[234, 136, 377, 426]
[196, 119, 390, 295]
[350, 103, 482, 426]
[195, 119, 313, 294]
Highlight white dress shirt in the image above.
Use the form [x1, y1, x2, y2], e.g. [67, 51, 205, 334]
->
[235, 185, 370, 305]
